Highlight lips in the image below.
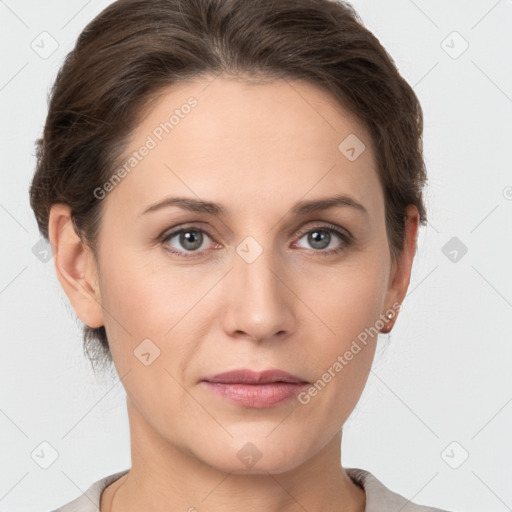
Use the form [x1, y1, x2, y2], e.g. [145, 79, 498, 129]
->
[201, 368, 308, 385]
[200, 369, 310, 408]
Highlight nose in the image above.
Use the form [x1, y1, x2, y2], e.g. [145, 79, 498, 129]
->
[221, 244, 296, 343]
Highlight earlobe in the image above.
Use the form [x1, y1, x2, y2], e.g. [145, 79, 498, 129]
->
[48, 204, 104, 329]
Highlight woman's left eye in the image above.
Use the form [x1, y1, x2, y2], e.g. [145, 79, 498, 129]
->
[161, 224, 351, 258]
[293, 224, 352, 256]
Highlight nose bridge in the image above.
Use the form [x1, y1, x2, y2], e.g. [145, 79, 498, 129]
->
[222, 235, 293, 341]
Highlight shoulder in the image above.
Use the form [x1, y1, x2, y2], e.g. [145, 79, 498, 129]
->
[47, 470, 129, 512]
[346, 467, 453, 512]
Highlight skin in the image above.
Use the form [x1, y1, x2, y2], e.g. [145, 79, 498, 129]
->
[49, 76, 419, 512]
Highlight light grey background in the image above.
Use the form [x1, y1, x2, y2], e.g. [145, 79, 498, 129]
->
[1, 1, 511, 511]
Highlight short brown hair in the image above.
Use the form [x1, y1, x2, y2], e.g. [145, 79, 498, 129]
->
[30, 0, 428, 373]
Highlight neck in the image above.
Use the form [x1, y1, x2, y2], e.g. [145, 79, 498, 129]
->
[103, 397, 365, 512]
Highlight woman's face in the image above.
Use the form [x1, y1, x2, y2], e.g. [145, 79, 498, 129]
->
[74, 77, 416, 473]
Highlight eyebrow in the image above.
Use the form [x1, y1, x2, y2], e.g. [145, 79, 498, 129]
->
[141, 193, 368, 217]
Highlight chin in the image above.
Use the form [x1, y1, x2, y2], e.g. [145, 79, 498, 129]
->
[192, 435, 311, 476]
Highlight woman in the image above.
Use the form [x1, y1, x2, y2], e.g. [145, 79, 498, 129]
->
[30, 0, 451, 510]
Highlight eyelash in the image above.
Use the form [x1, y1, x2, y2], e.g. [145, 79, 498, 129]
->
[159, 222, 353, 259]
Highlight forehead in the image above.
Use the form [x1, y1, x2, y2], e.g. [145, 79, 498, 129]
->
[103, 76, 381, 220]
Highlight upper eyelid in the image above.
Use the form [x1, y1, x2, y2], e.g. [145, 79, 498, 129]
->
[294, 222, 350, 238]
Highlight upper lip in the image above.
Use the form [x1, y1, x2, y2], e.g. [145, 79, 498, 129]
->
[202, 369, 308, 384]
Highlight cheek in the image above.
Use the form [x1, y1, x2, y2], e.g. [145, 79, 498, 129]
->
[97, 251, 217, 379]
[96, 253, 176, 364]
[294, 254, 389, 340]
[99, 251, 193, 332]
[96, 255, 199, 427]
[291, 255, 388, 400]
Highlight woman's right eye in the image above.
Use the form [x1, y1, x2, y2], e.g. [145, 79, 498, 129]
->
[162, 227, 217, 257]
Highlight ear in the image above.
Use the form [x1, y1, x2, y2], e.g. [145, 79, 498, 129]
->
[48, 203, 104, 329]
[383, 204, 420, 322]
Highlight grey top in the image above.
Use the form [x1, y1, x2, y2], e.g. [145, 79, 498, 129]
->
[49, 467, 452, 512]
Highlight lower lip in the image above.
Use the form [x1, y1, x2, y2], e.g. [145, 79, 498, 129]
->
[201, 381, 308, 408]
